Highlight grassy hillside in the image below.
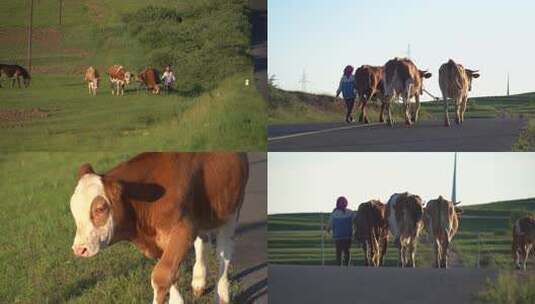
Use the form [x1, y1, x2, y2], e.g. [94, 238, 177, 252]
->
[0, 152, 238, 303]
[0, 0, 266, 151]
[268, 198, 535, 269]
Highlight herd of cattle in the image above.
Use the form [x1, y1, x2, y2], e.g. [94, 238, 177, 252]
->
[352, 192, 534, 270]
[84, 65, 168, 96]
[352, 57, 480, 127]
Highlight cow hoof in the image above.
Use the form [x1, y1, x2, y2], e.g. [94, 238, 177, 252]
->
[193, 287, 204, 298]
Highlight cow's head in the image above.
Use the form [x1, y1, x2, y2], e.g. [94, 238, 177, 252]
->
[465, 69, 480, 91]
[125, 71, 133, 85]
[419, 70, 432, 79]
[70, 164, 121, 257]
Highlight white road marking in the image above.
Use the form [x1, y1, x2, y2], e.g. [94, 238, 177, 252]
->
[268, 123, 383, 141]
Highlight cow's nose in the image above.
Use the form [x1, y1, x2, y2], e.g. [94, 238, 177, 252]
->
[72, 245, 89, 257]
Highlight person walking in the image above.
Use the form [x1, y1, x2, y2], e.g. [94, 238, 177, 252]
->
[335, 65, 357, 123]
[327, 196, 355, 266]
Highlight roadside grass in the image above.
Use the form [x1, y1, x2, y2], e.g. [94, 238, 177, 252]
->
[476, 272, 535, 304]
[267, 87, 430, 125]
[0, 152, 236, 303]
[268, 198, 535, 269]
[0, 71, 265, 151]
[0, 0, 265, 151]
[513, 119, 535, 151]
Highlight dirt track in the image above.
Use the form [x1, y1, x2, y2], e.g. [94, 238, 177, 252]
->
[269, 265, 497, 304]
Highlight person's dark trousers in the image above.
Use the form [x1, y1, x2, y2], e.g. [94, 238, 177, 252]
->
[344, 98, 355, 123]
[335, 238, 352, 266]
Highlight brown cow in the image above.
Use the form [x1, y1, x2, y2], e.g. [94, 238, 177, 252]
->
[0, 63, 31, 88]
[386, 192, 424, 267]
[138, 67, 161, 94]
[423, 196, 461, 268]
[84, 66, 99, 96]
[107, 64, 132, 96]
[354, 200, 388, 266]
[513, 215, 535, 270]
[69, 152, 249, 304]
[354, 65, 385, 124]
[439, 59, 480, 126]
[383, 58, 432, 126]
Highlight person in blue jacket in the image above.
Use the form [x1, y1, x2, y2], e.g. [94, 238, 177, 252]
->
[335, 65, 357, 124]
[327, 196, 355, 266]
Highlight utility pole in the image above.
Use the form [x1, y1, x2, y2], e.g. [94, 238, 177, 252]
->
[299, 69, 309, 92]
[27, 0, 34, 72]
[451, 152, 458, 204]
[507, 73, 510, 96]
[59, 0, 63, 25]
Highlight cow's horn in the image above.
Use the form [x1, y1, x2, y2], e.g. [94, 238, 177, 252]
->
[454, 201, 461, 205]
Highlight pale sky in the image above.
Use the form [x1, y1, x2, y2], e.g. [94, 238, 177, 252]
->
[268, 152, 535, 214]
[268, 0, 535, 98]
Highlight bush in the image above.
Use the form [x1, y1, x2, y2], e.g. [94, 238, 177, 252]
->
[476, 272, 535, 304]
[122, 0, 251, 95]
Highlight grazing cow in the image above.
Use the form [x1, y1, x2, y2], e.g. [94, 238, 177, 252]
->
[383, 58, 432, 126]
[107, 64, 132, 96]
[138, 67, 161, 94]
[512, 215, 535, 271]
[354, 200, 388, 266]
[423, 196, 462, 268]
[0, 64, 31, 88]
[84, 66, 99, 96]
[439, 59, 480, 126]
[354, 65, 385, 124]
[69, 152, 249, 304]
[386, 192, 424, 267]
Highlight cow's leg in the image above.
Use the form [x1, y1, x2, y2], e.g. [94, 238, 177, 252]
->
[110, 81, 115, 95]
[379, 100, 386, 123]
[357, 96, 365, 123]
[460, 96, 468, 124]
[523, 244, 532, 271]
[399, 244, 405, 267]
[442, 238, 450, 268]
[455, 98, 461, 125]
[413, 95, 421, 123]
[434, 240, 440, 268]
[363, 242, 369, 266]
[404, 98, 412, 126]
[409, 241, 417, 268]
[443, 94, 450, 127]
[362, 99, 370, 124]
[380, 236, 387, 266]
[151, 221, 195, 304]
[215, 216, 237, 304]
[191, 235, 209, 297]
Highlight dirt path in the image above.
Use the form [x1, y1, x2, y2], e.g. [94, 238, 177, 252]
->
[269, 265, 497, 304]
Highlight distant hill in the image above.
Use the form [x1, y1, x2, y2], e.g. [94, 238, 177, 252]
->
[268, 84, 535, 124]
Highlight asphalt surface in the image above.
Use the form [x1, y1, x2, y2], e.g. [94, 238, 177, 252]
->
[249, 0, 267, 101]
[268, 118, 526, 151]
[234, 153, 267, 303]
[269, 265, 497, 304]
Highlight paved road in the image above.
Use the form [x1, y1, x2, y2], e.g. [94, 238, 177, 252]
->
[234, 153, 267, 303]
[268, 118, 526, 151]
[249, 0, 267, 101]
[269, 265, 497, 304]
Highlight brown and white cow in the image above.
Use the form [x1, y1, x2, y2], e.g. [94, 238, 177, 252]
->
[439, 59, 480, 126]
[107, 64, 132, 96]
[383, 58, 432, 126]
[354, 200, 388, 266]
[423, 196, 461, 268]
[354, 65, 385, 124]
[138, 67, 161, 94]
[0, 63, 31, 88]
[386, 192, 424, 267]
[84, 66, 99, 96]
[69, 152, 249, 304]
[512, 215, 535, 271]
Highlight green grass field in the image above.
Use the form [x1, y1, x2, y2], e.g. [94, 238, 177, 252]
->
[0, 0, 266, 151]
[268, 198, 535, 269]
[0, 152, 237, 303]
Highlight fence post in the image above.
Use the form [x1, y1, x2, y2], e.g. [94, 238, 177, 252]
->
[27, 0, 34, 72]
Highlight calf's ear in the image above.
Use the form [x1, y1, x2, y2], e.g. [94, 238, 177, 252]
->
[78, 163, 95, 180]
[102, 178, 123, 206]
